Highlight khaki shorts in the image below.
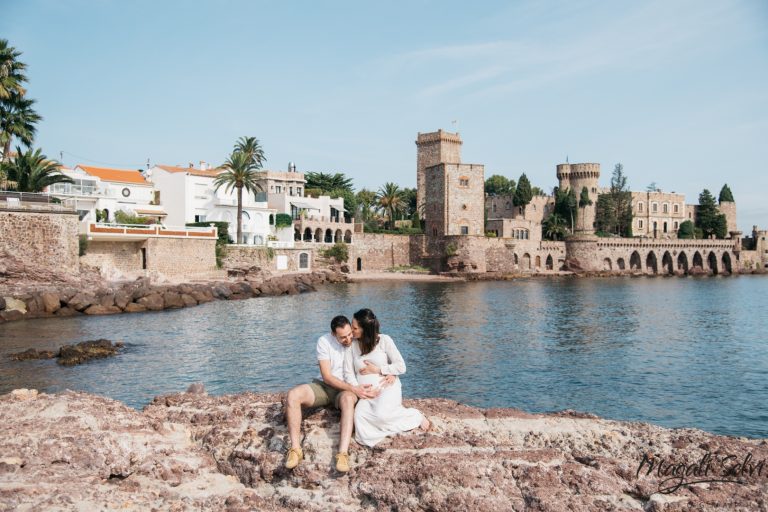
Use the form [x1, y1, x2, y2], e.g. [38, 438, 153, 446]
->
[308, 379, 342, 408]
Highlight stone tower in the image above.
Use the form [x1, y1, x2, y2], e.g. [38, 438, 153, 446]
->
[556, 162, 600, 234]
[424, 163, 485, 237]
[416, 130, 462, 218]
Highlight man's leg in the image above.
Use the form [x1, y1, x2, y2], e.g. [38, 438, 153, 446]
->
[337, 391, 358, 456]
[285, 384, 316, 451]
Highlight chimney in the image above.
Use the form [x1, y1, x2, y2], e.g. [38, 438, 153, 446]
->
[199, 160, 208, 171]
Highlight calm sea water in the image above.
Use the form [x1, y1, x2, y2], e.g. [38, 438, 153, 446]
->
[1, 277, 766, 438]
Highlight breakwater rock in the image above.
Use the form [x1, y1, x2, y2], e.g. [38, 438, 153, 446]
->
[10, 339, 123, 366]
[0, 270, 346, 324]
[0, 390, 765, 511]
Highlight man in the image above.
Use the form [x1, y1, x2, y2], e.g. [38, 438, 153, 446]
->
[284, 315, 392, 472]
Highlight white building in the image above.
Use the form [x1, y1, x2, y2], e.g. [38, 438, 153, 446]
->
[150, 163, 276, 245]
[48, 165, 165, 224]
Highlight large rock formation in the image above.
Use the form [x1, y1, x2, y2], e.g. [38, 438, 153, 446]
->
[0, 390, 765, 511]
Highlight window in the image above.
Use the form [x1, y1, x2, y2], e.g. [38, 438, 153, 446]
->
[459, 176, 469, 187]
[194, 214, 206, 223]
[638, 202, 644, 213]
[299, 253, 309, 269]
[275, 186, 282, 194]
[652, 203, 658, 213]
[674, 221, 679, 230]
[432, 227, 437, 236]
[663, 203, 668, 214]
[297, 188, 302, 196]
[505, 202, 511, 210]
[673, 204, 679, 214]
[121, 187, 131, 197]
[492, 204, 496, 213]
[460, 226, 469, 235]
[639, 219, 644, 229]
[289, 187, 293, 196]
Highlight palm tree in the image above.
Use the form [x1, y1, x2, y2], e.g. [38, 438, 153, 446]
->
[376, 182, 404, 229]
[234, 136, 266, 168]
[0, 39, 27, 100]
[0, 94, 41, 160]
[543, 213, 567, 241]
[1, 147, 73, 192]
[214, 149, 263, 244]
[355, 188, 377, 222]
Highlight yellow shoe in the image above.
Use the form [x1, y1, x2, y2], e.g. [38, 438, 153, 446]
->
[285, 447, 303, 469]
[335, 452, 350, 473]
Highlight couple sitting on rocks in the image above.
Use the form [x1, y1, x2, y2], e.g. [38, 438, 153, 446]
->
[284, 308, 431, 473]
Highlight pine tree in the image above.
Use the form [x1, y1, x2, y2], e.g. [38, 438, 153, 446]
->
[718, 184, 734, 203]
[696, 189, 720, 239]
[513, 173, 533, 212]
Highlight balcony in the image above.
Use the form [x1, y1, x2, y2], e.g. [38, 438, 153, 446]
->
[85, 223, 218, 241]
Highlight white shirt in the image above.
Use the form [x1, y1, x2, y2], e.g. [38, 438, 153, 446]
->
[343, 334, 406, 387]
[316, 333, 348, 381]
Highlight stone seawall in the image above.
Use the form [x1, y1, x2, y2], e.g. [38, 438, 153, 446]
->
[0, 270, 346, 325]
[0, 389, 765, 511]
[0, 209, 80, 274]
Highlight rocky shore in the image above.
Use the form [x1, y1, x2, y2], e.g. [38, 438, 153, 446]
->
[0, 389, 765, 511]
[0, 268, 347, 325]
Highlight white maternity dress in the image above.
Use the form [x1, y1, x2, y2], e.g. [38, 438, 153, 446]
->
[343, 334, 424, 447]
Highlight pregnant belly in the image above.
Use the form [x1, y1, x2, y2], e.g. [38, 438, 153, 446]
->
[358, 373, 381, 388]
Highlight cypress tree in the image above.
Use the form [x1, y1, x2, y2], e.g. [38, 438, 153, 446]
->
[718, 184, 734, 203]
[513, 173, 533, 210]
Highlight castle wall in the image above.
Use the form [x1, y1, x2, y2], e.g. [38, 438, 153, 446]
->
[80, 241, 143, 277]
[425, 163, 484, 237]
[224, 245, 315, 272]
[0, 209, 80, 274]
[349, 234, 412, 271]
[486, 194, 553, 225]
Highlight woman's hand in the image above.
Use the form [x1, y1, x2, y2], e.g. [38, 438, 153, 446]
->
[359, 360, 381, 375]
[379, 375, 396, 388]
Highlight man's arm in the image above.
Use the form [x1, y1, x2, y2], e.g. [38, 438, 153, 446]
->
[319, 360, 377, 398]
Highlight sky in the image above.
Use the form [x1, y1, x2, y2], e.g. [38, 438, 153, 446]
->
[3, 0, 767, 231]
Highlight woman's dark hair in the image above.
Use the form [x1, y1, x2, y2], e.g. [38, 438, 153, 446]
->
[354, 308, 380, 355]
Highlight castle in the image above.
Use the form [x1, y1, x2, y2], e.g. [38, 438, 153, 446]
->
[413, 129, 761, 275]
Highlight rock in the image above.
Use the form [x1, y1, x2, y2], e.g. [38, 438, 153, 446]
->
[211, 284, 233, 299]
[54, 306, 79, 317]
[180, 294, 197, 307]
[124, 303, 148, 313]
[340, 263, 350, 273]
[191, 289, 214, 303]
[0, 296, 5, 311]
[23, 294, 44, 314]
[83, 304, 122, 315]
[114, 290, 132, 310]
[3, 297, 27, 314]
[0, 309, 25, 322]
[97, 292, 116, 308]
[8, 389, 38, 401]
[137, 293, 164, 311]
[57, 339, 121, 366]
[67, 292, 96, 312]
[163, 292, 185, 309]
[9, 349, 57, 361]
[186, 382, 206, 394]
[0, 391, 765, 511]
[40, 292, 61, 314]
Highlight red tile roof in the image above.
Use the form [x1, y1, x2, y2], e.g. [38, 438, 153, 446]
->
[77, 165, 149, 185]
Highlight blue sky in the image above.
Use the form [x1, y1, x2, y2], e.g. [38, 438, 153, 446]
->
[3, 0, 767, 230]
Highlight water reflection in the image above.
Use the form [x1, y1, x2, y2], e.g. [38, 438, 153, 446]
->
[1, 277, 766, 438]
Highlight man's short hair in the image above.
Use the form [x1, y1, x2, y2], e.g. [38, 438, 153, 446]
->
[330, 315, 351, 333]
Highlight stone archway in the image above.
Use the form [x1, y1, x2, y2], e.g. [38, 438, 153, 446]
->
[294, 228, 301, 241]
[344, 230, 352, 243]
[722, 252, 732, 275]
[314, 228, 322, 243]
[708, 252, 718, 275]
[303, 227, 313, 242]
[335, 229, 343, 243]
[357, 257, 362, 271]
[324, 229, 333, 243]
[535, 255, 541, 269]
[522, 253, 531, 270]
[693, 251, 703, 270]
[646, 251, 658, 274]
[546, 255, 553, 270]
[677, 252, 689, 274]
[630, 251, 642, 271]
[514, 254, 519, 266]
[603, 258, 612, 271]
[662, 251, 674, 275]
[617, 258, 626, 270]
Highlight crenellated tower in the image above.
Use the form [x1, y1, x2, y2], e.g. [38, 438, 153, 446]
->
[416, 130, 462, 219]
[556, 162, 600, 234]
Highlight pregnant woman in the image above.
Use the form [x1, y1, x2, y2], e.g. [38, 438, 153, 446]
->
[344, 308, 430, 447]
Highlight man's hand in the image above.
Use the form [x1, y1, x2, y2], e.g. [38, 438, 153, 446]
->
[360, 360, 381, 375]
[352, 384, 377, 399]
[379, 375, 396, 388]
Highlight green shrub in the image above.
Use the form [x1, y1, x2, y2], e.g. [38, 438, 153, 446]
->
[322, 242, 349, 262]
[445, 242, 457, 257]
[485, 231, 497, 237]
[114, 210, 153, 225]
[78, 234, 88, 256]
[275, 213, 293, 228]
